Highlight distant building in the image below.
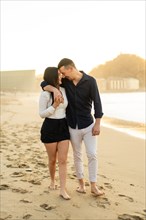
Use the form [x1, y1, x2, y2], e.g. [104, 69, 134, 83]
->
[95, 77, 139, 92]
[123, 78, 139, 90]
[107, 77, 139, 91]
[95, 78, 107, 92]
[0, 70, 36, 92]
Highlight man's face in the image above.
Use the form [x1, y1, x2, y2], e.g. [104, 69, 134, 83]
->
[58, 66, 73, 80]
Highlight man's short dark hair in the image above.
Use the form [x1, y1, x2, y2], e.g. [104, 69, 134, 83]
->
[58, 58, 76, 69]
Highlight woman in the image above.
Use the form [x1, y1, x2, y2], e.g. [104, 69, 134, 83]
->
[39, 67, 70, 200]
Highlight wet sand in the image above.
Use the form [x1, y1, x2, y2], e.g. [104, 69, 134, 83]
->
[0, 92, 145, 220]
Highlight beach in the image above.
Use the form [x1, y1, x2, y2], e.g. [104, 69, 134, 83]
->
[0, 92, 145, 220]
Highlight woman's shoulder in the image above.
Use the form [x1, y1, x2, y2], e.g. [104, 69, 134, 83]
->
[40, 91, 51, 98]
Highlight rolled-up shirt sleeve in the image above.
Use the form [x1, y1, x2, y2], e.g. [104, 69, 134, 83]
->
[39, 92, 55, 118]
[90, 77, 104, 118]
[40, 81, 48, 90]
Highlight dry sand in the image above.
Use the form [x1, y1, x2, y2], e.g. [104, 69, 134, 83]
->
[0, 92, 145, 220]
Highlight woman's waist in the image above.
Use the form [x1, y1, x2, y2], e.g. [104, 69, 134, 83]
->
[45, 116, 66, 120]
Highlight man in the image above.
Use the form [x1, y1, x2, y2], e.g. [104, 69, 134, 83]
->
[41, 58, 104, 196]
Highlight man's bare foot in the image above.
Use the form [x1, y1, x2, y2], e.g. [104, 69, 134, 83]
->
[76, 186, 86, 194]
[60, 190, 71, 200]
[91, 186, 104, 196]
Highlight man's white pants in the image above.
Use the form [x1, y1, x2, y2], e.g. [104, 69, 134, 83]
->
[69, 123, 98, 182]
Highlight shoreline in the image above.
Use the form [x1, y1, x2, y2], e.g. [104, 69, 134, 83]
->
[102, 116, 145, 140]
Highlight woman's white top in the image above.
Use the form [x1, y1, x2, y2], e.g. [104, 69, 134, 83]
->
[39, 87, 68, 119]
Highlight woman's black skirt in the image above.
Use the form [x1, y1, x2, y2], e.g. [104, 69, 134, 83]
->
[40, 118, 70, 143]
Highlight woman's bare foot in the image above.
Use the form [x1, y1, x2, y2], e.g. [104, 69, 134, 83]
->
[48, 181, 58, 190]
[60, 190, 71, 200]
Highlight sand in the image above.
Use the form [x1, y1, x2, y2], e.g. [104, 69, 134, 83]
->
[0, 92, 145, 220]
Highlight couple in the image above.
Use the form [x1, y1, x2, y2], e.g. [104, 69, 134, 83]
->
[39, 58, 104, 200]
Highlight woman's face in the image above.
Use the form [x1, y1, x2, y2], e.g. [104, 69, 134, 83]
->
[58, 72, 64, 84]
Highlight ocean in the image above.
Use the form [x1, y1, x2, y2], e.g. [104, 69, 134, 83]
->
[100, 92, 145, 139]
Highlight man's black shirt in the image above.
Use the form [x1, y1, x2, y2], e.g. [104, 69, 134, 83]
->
[40, 71, 103, 129]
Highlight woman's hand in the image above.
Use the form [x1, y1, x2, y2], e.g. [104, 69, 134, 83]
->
[53, 89, 64, 104]
[52, 96, 63, 108]
[53, 88, 62, 99]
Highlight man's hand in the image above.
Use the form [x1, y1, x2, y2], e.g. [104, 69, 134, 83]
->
[92, 118, 101, 136]
[92, 124, 100, 136]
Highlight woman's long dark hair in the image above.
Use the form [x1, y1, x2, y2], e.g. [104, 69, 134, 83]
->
[43, 67, 59, 88]
[43, 67, 59, 103]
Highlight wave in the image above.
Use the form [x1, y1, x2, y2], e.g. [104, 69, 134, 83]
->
[101, 116, 145, 140]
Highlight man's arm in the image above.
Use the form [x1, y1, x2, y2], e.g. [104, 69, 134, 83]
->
[90, 77, 103, 136]
[90, 77, 103, 119]
[40, 81, 63, 100]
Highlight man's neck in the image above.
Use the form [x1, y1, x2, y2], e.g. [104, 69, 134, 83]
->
[73, 71, 83, 85]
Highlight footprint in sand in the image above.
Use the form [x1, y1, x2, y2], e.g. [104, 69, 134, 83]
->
[10, 171, 26, 177]
[14, 144, 20, 148]
[118, 214, 144, 220]
[104, 182, 113, 189]
[25, 168, 32, 172]
[68, 174, 76, 179]
[23, 214, 32, 220]
[43, 190, 50, 194]
[40, 203, 56, 210]
[98, 174, 107, 179]
[0, 184, 10, 190]
[12, 188, 30, 194]
[0, 213, 12, 220]
[18, 163, 30, 168]
[118, 194, 134, 202]
[6, 156, 14, 161]
[7, 163, 29, 168]
[20, 199, 32, 203]
[28, 179, 41, 185]
[36, 162, 47, 168]
[89, 197, 111, 209]
[0, 175, 4, 179]
[72, 203, 80, 208]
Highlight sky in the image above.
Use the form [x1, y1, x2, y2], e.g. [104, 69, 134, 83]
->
[1, 0, 145, 75]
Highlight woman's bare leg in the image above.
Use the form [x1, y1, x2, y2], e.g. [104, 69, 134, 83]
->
[57, 140, 70, 199]
[44, 142, 58, 189]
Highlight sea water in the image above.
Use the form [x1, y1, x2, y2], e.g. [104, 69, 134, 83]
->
[100, 92, 145, 139]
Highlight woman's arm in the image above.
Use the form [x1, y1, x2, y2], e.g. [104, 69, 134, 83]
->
[39, 92, 61, 118]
